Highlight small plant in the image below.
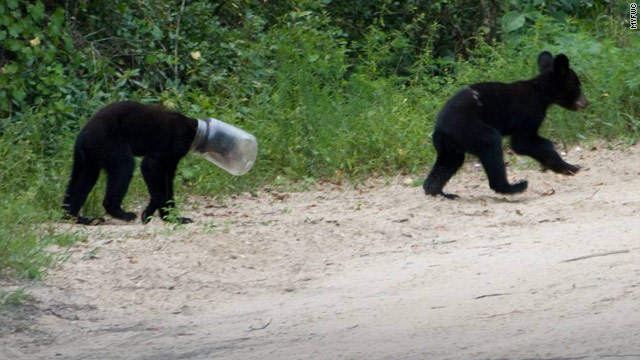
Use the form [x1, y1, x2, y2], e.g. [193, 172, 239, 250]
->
[0, 288, 34, 309]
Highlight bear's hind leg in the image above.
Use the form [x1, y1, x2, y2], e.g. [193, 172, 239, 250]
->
[62, 149, 103, 225]
[476, 141, 528, 195]
[423, 137, 465, 199]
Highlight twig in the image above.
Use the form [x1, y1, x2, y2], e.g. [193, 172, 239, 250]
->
[427, 240, 457, 246]
[474, 293, 510, 300]
[83, 29, 106, 39]
[173, 270, 192, 279]
[600, 354, 640, 358]
[44, 307, 79, 321]
[562, 250, 630, 263]
[516, 356, 588, 360]
[472, 242, 511, 249]
[471, 310, 522, 319]
[368, 250, 404, 255]
[173, 0, 187, 83]
[248, 319, 272, 331]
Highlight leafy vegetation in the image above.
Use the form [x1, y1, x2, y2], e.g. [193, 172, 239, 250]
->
[0, 1, 638, 281]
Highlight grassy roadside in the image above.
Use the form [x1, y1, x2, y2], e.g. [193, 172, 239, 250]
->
[0, 16, 638, 293]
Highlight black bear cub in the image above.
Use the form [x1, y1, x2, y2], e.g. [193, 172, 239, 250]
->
[62, 101, 197, 225]
[423, 51, 589, 199]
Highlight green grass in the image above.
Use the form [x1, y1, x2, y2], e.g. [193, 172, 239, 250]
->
[0, 287, 37, 336]
[0, 288, 34, 309]
[0, 16, 638, 287]
[0, 118, 86, 281]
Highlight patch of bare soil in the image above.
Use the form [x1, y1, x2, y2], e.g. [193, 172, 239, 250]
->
[1, 143, 640, 360]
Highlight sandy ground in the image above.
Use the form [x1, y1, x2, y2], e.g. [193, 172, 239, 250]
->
[1, 143, 640, 360]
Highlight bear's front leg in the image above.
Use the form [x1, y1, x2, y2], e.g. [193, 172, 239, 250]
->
[140, 155, 193, 224]
[511, 135, 580, 175]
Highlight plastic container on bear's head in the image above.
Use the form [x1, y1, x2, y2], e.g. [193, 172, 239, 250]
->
[190, 118, 258, 176]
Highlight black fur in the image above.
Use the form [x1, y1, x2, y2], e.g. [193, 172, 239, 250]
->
[62, 101, 197, 224]
[423, 51, 589, 199]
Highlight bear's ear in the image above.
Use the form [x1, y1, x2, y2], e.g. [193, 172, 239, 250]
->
[553, 54, 570, 74]
[537, 51, 553, 73]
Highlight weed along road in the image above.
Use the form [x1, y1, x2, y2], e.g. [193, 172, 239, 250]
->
[2, 145, 640, 359]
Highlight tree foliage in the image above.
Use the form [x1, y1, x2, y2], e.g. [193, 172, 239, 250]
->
[1, 0, 621, 125]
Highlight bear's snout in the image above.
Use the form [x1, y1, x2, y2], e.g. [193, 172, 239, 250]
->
[575, 93, 589, 111]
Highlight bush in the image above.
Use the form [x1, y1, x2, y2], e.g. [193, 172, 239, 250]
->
[0, 1, 636, 281]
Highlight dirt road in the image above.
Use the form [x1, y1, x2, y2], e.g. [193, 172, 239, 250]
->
[2, 143, 640, 360]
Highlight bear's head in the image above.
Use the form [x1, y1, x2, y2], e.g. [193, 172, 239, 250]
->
[537, 51, 589, 111]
